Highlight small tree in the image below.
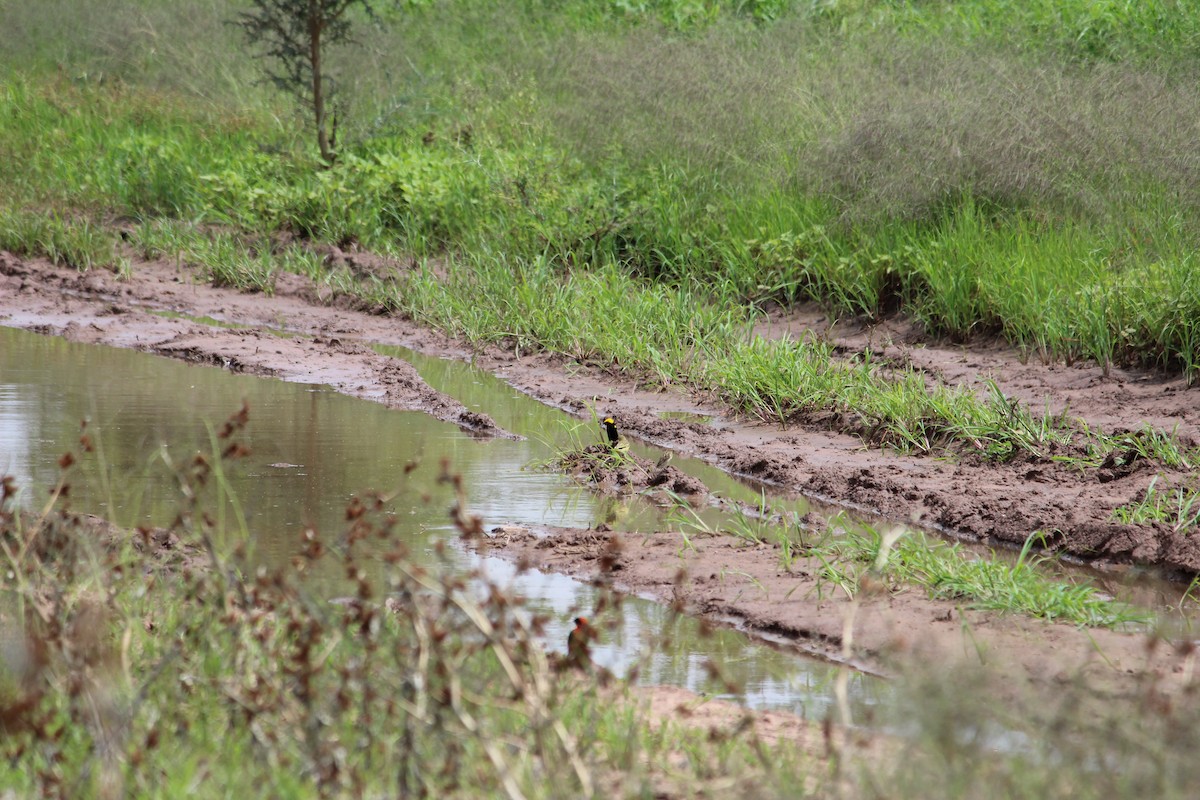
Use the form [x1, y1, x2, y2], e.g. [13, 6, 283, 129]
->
[236, 0, 381, 164]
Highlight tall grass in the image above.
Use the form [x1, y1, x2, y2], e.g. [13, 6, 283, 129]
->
[4, 2, 1200, 380]
[0, 408, 810, 798]
[0, 208, 122, 272]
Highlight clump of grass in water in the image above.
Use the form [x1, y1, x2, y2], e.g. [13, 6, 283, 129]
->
[0, 405, 808, 798]
[531, 412, 670, 500]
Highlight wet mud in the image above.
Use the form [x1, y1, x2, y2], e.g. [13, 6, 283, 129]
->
[2, 250, 1198, 703]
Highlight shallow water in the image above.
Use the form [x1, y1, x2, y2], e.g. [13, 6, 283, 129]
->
[391, 339, 1200, 621]
[0, 325, 882, 719]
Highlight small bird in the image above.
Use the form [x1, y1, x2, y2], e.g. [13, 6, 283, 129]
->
[566, 616, 594, 668]
[602, 417, 619, 446]
[601, 417, 629, 453]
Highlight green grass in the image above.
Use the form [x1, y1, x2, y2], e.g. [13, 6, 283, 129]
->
[664, 495, 1150, 628]
[0, 207, 124, 272]
[5, 31, 1200, 377]
[811, 520, 1151, 629]
[131, 221, 329, 294]
[1112, 474, 1200, 534]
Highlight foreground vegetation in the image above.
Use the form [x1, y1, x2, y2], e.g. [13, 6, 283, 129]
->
[6, 408, 1200, 798]
[0, 409, 811, 797]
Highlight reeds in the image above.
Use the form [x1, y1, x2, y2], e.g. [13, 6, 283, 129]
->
[0, 407, 809, 798]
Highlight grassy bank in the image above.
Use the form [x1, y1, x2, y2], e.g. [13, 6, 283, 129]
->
[3, 72, 1199, 473]
[3, 0, 1200, 377]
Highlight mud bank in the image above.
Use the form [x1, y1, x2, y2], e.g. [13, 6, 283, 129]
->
[4, 252, 1200, 691]
[2, 251, 1197, 570]
[475, 524, 1195, 701]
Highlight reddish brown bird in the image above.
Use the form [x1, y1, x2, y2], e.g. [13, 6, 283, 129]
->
[566, 616, 594, 668]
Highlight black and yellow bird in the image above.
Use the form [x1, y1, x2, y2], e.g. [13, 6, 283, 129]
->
[601, 416, 629, 454]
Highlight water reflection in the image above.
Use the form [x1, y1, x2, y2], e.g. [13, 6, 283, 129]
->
[0, 325, 883, 716]
[0, 328, 672, 541]
[478, 553, 879, 720]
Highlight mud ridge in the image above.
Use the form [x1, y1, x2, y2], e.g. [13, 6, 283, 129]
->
[5, 251, 1200, 705]
[474, 523, 1193, 700]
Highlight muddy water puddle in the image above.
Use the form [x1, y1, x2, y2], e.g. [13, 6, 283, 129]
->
[0, 326, 881, 719]
[377, 342, 818, 519]
[382, 341, 1199, 622]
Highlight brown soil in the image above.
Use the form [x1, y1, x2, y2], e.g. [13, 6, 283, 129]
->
[554, 445, 708, 500]
[477, 524, 1195, 702]
[2, 250, 1198, 715]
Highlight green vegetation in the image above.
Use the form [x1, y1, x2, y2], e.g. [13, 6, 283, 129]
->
[235, 0, 386, 164]
[1112, 474, 1200, 534]
[7, 5, 1200, 794]
[810, 520, 1151, 628]
[0, 408, 808, 798]
[0, 209, 124, 272]
[132, 220, 327, 293]
[669, 499, 1149, 629]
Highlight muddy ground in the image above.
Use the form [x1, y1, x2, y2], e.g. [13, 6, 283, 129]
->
[2, 250, 1198, 724]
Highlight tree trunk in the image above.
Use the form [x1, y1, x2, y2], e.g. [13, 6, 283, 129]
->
[308, 3, 334, 164]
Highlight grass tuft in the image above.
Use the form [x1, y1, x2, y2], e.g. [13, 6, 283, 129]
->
[812, 519, 1151, 629]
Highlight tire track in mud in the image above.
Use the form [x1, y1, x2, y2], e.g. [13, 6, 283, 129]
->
[2, 250, 1196, 572]
[3, 249, 1198, 705]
